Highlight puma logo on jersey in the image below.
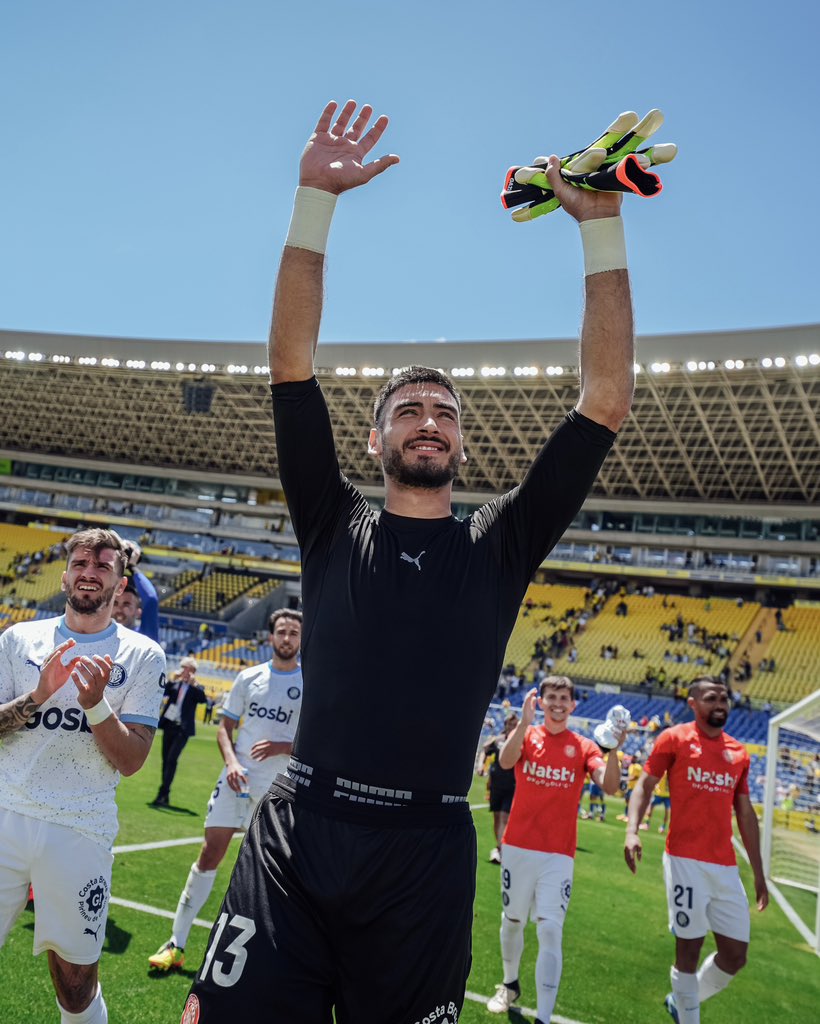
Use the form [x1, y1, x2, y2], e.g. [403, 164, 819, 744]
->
[400, 550, 426, 571]
[25, 658, 43, 671]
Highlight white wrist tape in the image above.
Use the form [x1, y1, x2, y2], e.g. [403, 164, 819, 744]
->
[85, 696, 113, 726]
[285, 186, 338, 254]
[580, 216, 627, 276]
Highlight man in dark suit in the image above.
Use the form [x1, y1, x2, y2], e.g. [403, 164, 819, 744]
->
[152, 657, 208, 807]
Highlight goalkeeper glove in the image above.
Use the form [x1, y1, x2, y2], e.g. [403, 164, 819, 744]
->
[501, 110, 677, 222]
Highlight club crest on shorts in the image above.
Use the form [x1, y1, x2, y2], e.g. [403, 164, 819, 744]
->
[106, 663, 127, 688]
[676, 910, 690, 928]
[561, 879, 573, 903]
[77, 874, 109, 924]
[180, 994, 200, 1024]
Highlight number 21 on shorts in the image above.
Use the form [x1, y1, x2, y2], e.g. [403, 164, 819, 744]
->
[673, 884, 693, 909]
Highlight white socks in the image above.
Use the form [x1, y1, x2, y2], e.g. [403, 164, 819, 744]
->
[171, 862, 217, 949]
[671, 966, 700, 1023]
[57, 984, 107, 1024]
[697, 952, 734, 1002]
[535, 916, 564, 1024]
[499, 913, 525, 985]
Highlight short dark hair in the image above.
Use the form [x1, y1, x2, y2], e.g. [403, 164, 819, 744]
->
[65, 528, 127, 577]
[269, 608, 303, 632]
[372, 366, 461, 428]
[688, 675, 726, 699]
[540, 675, 575, 700]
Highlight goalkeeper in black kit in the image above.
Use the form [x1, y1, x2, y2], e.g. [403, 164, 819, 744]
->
[181, 98, 670, 1024]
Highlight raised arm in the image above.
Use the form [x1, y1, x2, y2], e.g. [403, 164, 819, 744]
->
[499, 687, 537, 769]
[545, 159, 635, 432]
[269, 100, 399, 384]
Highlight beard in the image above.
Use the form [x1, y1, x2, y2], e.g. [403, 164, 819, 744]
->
[382, 444, 462, 490]
[67, 582, 119, 617]
[707, 709, 728, 728]
[272, 639, 297, 661]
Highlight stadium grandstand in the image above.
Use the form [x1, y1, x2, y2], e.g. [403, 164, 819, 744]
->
[1, 322, 818, 950]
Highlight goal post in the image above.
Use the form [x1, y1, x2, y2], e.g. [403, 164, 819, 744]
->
[761, 688, 820, 955]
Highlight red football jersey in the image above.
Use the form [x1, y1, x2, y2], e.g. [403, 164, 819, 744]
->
[503, 725, 604, 856]
[645, 722, 750, 866]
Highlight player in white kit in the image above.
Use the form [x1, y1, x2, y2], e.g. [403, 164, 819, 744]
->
[0, 528, 166, 1023]
[148, 608, 303, 972]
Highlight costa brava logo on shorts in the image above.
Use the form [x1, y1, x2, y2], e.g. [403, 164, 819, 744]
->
[77, 875, 109, 926]
[106, 663, 127, 688]
[413, 1003, 458, 1024]
[676, 910, 690, 928]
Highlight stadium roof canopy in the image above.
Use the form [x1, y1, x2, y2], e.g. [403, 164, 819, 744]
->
[1, 324, 818, 514]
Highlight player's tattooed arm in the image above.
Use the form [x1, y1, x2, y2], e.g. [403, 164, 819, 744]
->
[0, 692, 41, 736]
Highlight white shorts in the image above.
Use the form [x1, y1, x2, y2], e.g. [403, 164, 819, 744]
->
[500, 844, 574, 922]
[203, 766, 261, 832]
[0, 808, 113, 964]
[663, 853, 750, 942]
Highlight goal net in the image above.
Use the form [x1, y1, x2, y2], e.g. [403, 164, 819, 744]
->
[761, 689, 820, 955]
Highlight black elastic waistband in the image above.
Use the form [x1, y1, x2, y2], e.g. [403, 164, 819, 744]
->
[271, 758, 472, 827]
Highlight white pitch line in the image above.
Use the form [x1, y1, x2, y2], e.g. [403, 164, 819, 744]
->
[106, 898, 593, 1023]
[113, 836, 204, 854]
[464, 991, 589, 1024]
[109, 895, 213, 931]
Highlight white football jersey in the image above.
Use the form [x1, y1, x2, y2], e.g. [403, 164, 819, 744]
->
[0, 616, 166, 848]
[221, 662, 303, 790]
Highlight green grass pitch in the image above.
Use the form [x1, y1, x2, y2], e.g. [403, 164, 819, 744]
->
[1, 732, 817, 1023]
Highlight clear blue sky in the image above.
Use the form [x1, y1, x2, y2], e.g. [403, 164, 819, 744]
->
[1, 1, 817, 345]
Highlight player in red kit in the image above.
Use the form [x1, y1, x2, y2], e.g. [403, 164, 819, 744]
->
[624, 676, 768, 1024]
[487, 676, 624, 1024]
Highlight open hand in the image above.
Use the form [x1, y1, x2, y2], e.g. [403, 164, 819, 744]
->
[32, 639, 79, 704]
[300, 100, 400, 195]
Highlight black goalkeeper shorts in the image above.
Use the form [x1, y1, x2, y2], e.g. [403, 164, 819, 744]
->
[182, 787, 477, 1024]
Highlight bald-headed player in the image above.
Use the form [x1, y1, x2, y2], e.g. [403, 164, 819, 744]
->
[0, 528, 165, 1023]
[625, 676, 768, 1023]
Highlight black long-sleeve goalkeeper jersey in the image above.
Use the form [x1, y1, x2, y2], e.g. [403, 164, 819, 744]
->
[271, 378, 614, 799]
